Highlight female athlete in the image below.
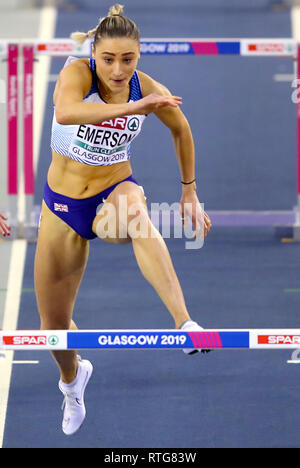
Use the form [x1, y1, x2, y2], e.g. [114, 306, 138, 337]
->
[34, 4, 212, 435]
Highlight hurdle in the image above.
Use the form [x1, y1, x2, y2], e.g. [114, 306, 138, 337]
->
[1, 38, 300, 239]
[0, 40, 36, 239]
[1, 329, 300, 350]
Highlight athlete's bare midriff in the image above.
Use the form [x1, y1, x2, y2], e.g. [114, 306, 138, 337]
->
[47, 151, 133, 198]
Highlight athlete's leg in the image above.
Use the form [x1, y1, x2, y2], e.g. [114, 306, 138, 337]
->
[92, 182, 191, 328]
[34, 201, 89, 383]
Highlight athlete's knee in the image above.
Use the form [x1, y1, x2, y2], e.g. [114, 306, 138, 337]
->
[125, 196, 147, 224]
[93, 202, 116, 239]
[93, 188, 149, 241]
[93, 205, 131, 243]
[126, 199, 154, 240]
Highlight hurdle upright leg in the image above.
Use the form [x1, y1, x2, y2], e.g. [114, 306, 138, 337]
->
[294, 44, 300, 240]
[22, 44, 36, 240]
[7, 44, 19, 238]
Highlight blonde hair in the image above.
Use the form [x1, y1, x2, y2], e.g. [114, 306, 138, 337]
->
[71, 4, 140, 46]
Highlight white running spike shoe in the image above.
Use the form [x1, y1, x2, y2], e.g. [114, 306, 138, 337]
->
[180, 320, 211, 355]
[59, 357, 93, 436]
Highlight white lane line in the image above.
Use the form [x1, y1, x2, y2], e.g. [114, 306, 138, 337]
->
[273, 73, 295, 81]
[34, 0, 57, 174]
[0, 358, 40, 365]
[0, 239, 27, 448]
[12, 361, 40, 365]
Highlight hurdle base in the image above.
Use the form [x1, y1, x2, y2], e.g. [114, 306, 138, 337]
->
[23, 225, 38, 241]
[292, 225, 300, 241]
[23, 205, 40, 241]
[277, 201, 300, 241]
[2, 222, 38, 241]
[5, 219, 20, 241]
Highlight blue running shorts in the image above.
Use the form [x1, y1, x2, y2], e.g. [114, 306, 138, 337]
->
[43, 175, 139, 240]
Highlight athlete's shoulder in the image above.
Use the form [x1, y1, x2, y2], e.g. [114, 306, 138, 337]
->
[60, 57, 91, 78]
[136, 70, 172, 98]
[54, 58, 92, 103]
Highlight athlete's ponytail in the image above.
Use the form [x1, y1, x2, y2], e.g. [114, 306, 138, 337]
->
[71, 4, 140, 46]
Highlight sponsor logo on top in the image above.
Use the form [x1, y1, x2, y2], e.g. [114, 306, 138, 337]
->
[95, 117, 140, 132]
[127, 117, 140, 132]
[96, 117, 128, 130]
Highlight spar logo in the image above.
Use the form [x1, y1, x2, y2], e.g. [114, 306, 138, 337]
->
[37, 43, 74, 53]
[247, 43, 294, 54]
[127, 117, 140, 132]
[48, 335, 59, 346]
[258, 335, 300, 345]
[95, 117, 140, 132]
[96, 117, 128, 130]
[3, 335, 47, 346]
[3, 335, 59, 346]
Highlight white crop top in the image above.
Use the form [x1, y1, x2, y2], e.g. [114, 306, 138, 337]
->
[51, 57, 146, 166]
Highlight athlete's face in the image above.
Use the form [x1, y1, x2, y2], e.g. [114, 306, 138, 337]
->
[93, 37, 140, 97]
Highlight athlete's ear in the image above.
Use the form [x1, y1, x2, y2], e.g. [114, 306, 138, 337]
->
[137, 43, 141, 59]
[92, 42, 95, 59]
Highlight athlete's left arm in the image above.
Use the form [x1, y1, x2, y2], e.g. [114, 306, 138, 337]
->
[138, 72, 211, 238]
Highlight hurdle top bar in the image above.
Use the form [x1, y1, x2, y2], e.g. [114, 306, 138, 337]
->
[0, 38, 298, 57]
[1, 329, 300, 350]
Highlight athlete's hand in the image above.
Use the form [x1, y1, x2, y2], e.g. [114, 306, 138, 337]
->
[134, 93, 182, 115]
[180, 190, 212, 239]
[0, 213, 11, 237]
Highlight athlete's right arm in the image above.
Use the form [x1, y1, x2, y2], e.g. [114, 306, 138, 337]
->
[54, 60, 135, 125]
[54, 60, 181, 124]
